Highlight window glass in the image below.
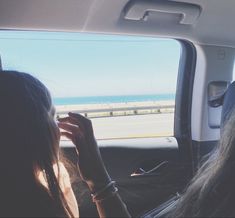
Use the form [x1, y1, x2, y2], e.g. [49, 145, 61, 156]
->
[0, 31, 180, 140]
[233, 62, 235, 81]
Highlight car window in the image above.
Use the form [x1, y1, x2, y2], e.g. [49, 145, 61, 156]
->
[0, 31, 180, 140]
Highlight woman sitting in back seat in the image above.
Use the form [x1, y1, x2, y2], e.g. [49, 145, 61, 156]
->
[0, 70, 130, 217]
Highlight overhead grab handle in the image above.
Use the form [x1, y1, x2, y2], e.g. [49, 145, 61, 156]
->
[124, 0, 201, 25]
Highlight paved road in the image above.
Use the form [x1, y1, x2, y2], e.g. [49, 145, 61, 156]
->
[90, 113, 174, 140]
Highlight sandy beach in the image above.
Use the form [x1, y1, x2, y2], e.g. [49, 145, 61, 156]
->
[57, 100, 175, 140]
[56, 100, 175, 118]
[91, 113, 174, 140]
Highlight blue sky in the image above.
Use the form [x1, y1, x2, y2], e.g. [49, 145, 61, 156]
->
[0, 31, 180, 97]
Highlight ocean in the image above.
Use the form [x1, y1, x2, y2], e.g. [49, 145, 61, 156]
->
[53, 94, 175, 106]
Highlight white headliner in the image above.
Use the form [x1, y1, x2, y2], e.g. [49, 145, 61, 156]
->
[0, 0, 234, 47]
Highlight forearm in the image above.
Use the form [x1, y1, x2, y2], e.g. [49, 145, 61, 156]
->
[95, 193, 131, 218]
[88, 180, 131, 218]
[59, 114, 131, 217]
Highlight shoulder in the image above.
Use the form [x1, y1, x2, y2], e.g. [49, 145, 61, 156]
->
[57, 162, 72, 191]
[38, 162, 72, 191]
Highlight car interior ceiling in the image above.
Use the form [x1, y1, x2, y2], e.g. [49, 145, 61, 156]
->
[0, 0, 234, 47]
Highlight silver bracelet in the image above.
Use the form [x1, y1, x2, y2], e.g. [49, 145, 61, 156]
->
[92, 187, 118, 202]
[91, 181, 118, 202]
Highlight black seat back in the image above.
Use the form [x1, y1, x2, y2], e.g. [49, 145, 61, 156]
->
[221, 81, 235, 130]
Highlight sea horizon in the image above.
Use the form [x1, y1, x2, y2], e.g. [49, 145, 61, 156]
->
[53, 94, 175, 106]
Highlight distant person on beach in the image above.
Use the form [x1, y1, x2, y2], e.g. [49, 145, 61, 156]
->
[0, 70, 130, 217]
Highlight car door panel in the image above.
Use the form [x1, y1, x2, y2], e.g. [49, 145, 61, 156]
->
[62, 137, 190, 217]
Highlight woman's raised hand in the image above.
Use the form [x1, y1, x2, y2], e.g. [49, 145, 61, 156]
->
[58, 113, 131, 218]
[58, 112, 111, 192]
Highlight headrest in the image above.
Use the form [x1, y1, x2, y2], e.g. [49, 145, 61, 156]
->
[221, 81, 235, 128]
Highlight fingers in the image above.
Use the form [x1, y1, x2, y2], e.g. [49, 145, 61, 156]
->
[58, 115, 86, 134]
[58, 112, 93, 138]
[68, 112, 92, 127]
[58, 122, 81, 135]
[58, 116, 80, 126]
[68, 112, 87, 120]
[58, 112, 90, 124]
[60, 131, 73, 140]
[60, 132, 80, 155]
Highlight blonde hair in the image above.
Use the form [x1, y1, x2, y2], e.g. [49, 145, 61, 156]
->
[172, 109, 235, 217]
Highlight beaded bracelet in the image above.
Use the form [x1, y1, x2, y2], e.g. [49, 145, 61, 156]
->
[91, 181, 118, 202]
[93, 187, 118, 202]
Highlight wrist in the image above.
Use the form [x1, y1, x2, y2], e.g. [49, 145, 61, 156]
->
[86, 174, 112, 193]
[91, 180, 118, 202]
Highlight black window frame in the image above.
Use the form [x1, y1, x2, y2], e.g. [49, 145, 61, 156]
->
[174, 40, 197, 177]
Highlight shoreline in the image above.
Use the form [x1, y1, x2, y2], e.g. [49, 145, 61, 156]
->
[55, 100, 175, 112]
[55, 100, 175, 118]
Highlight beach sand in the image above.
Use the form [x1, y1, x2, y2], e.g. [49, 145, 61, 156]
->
[59, 113, 174, 140]
[91, 113, 174, 140]
[55, 100, 175, 117]
[57, 100, 175, 140]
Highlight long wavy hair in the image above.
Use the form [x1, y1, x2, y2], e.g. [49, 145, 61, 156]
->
[0, 70, 74, 217]
[172, 109, 235, 217]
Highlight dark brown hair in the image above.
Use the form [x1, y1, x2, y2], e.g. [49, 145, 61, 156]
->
[0, 70, 74, 217]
